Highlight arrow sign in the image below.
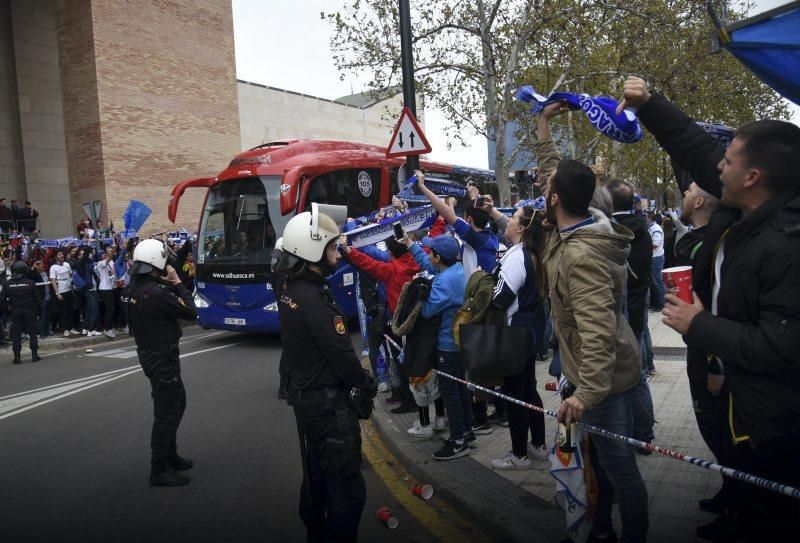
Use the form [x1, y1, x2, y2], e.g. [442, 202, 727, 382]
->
[386, 107, 432, 158]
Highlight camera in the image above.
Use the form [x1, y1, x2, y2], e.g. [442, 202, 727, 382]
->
[476, 196, 485, 208]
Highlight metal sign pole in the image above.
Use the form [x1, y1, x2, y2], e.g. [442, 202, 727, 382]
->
[399, 0, 419, 174]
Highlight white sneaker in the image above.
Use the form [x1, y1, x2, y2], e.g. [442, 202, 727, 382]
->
[90, 331, 101, 336]
[433, 416, 448, 431]
[81, 329, 89, 335]
[105, 329, 117, 338]
[64, 330, 71, 337]
[377, 381, 390, 393]
[406, 421, 434, 440]
[527, 443, 550, 461]
[70, 329, 80, 335]
[123, 326, 129, 334]
[490, 451, 531, 471]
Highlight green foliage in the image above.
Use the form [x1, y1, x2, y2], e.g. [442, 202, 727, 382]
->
[325, 0, 790, 204]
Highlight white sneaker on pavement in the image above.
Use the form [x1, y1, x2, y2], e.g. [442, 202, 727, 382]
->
[527, 443, 550, 461]
[433, 416, 448, 431]
[406, 421, 434, 440]
[490, 451, 532, 471]
[81, 329, 89, 335]
[123, 326, 129, 334]
[90, 331, 102, 336]
[64, 330, 71, 337]
[70, 329, 80, 335]
[377, 381, 390, 393]
[105, 329, 117, 338]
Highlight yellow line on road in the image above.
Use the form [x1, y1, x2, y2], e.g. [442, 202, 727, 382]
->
[360, 419, 491, 542]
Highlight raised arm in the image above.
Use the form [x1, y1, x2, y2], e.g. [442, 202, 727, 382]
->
[414, 170, 457, 225]
[618, 77, 724, 198]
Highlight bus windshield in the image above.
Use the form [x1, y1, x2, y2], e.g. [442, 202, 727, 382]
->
[197, 176, 286, 267]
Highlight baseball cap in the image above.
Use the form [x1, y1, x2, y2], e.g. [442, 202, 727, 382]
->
[422, 235, 459, 261]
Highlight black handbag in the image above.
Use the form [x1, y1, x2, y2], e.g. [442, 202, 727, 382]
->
[458, 323, 533, 376]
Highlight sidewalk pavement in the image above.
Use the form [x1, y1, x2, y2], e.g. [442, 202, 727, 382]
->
[1, 320, 197, 356]
[370, 311, 722, 542]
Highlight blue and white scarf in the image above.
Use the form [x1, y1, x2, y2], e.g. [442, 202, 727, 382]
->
[515, 85, 643, 144]
[344, 205, 438, 248]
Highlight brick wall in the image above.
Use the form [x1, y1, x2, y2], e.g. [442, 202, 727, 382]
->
[57, 0, 240, 235]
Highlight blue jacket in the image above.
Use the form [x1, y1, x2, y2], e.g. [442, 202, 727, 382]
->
[409, 244, 465, 352]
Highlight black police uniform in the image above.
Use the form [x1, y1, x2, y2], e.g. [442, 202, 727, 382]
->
[279, 268, 371, 542]
[126, 274, 197, 485]
[3, 266, 41, 364]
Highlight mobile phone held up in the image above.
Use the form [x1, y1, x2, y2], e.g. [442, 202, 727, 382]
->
[392, 221, 404, 241]
[475, 195, 485, 208]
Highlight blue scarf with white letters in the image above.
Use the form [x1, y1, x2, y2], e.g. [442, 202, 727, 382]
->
[515, 85, 643, 144]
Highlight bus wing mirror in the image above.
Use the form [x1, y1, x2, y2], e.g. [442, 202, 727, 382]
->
[280, 167, 303, 216]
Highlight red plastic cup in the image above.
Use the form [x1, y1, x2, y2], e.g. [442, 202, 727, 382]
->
[662, 266, 693, 304]
[377, 506, 399, 529]
[411, 483, 434, 500]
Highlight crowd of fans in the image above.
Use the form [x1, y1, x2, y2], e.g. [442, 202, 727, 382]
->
[0, 217, 195, 345]
[331, 76, 800, 542]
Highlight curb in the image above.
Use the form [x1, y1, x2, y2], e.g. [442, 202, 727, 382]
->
[369, 392, 567, 543]
[6, 320, 200, 353]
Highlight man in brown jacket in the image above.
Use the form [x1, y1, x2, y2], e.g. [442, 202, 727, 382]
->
[537, 103, 648, 542]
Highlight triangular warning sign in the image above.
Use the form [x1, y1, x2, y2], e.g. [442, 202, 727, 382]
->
[386, 107, 432, 158]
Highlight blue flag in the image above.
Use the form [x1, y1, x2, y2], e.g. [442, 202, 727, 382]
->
[122, 200, 152, 235]
[515, 85, 643, 144]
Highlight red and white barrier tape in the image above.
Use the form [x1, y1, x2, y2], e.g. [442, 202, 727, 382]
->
[433, 369, 800, 500]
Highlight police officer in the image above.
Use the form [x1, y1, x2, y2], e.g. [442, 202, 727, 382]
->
[277, 206, 377, 542]
[126, 239, 197, 487]
[3, 260, 41, 364]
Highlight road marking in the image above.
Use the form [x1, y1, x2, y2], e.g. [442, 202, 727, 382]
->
[0, 340, 246, 420]
[360, 420, 489, 542]
[0, 369, 141, 419]
[85, 331, 226, 358]
[0, 365, 139, 401]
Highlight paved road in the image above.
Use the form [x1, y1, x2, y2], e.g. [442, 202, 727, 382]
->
[0, 328, 441, 542]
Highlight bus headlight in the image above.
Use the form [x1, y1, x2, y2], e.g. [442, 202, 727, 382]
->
[194, 293, 210, 308]
[263, 302, 278, 312]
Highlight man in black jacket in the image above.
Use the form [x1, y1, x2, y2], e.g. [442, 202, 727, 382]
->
[608, 179, 656, 449]
[620, 76, 800, 540]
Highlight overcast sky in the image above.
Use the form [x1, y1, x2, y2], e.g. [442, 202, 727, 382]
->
[232, 0, 798, 169]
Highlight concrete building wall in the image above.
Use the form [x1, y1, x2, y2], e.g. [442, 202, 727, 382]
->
[0, 0, 72, 235]
[238, 81, 413, 150]
[0, 0, 27, 221]
[57, 0, 241, 235]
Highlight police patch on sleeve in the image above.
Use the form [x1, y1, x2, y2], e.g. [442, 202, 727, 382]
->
[333, 316, 346, 335]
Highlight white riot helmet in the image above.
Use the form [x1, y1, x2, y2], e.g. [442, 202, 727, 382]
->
[131, 238, 169, 275]
[281, 204, 340, 263]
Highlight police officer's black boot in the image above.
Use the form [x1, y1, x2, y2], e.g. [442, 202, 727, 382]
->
[31, 350, 41, 362]
[12, 352, 21, 365]
[149, 464, 190, 487]
[168, 453, 194, 471]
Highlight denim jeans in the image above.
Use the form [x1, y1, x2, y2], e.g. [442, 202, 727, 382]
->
[582, 387, 649, 542]
[84, 290, 99, 332]
[649, 254, 665, 308]
[436, 350, 473, 441]
[38, 299, 51, 337]
[641, 325, 654, 372]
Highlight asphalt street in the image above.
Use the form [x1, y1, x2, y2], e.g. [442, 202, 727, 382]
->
[0, 327, 444, 543]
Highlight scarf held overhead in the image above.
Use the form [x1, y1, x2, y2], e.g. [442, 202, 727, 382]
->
[515, 85, 643, 144]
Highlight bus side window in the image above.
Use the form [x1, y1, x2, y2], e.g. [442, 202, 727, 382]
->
[304, 168, 381, 217]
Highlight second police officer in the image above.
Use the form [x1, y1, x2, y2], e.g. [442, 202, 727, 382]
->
[125, 239, 197, 487]
[3, 260, 41, 364]
[276, 205, 377, 542]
